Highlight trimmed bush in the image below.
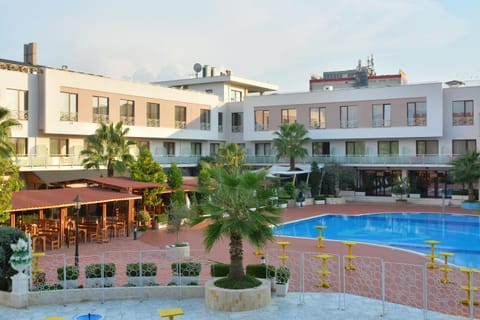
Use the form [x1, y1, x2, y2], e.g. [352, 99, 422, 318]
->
[276, 266, 291, 284]
[246, 264, 276, 279]
[0, 226, 27, 291]
[126, 262, 157, 277]
[57, 265, 79, 280]
[171, 262, 201, 276]
[85, 263, 116, 278]
[210, 263, 230, 277]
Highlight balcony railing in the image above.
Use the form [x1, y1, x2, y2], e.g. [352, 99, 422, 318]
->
[60, 112, 78, 122]
[147, 118, 160, 127]
[93, 114, 109, 123]
[120, 116, 135, 126]
[175, 121, 186, 129]
[13, 154, 84, 168]
[200, 122, 211, 130]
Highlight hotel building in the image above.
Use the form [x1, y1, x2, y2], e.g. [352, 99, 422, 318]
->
[1, 43, 479, 198]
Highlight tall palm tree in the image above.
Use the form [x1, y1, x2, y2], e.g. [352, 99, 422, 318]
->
[218, 143, 245, 173]
[192, 167, 282, 282]
[80, 122, 136, 177]
[0, 107, 21, 159]
[450, 150, 480, 201]
[273, 122, 311, 171]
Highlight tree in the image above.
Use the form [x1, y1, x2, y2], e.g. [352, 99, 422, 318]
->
[80, 122, 136, 177]
[450, 150, 480, 201]
[191, 167, 282, 284]
[273, 123, 311, 171]
[0, 107, 21, 159]
[217, 143, 245, 173]
[310, 161, 321, 197]
[167, 163, 183, 191]
[0, 159, 23, 223]
[130, 147, 166, 213]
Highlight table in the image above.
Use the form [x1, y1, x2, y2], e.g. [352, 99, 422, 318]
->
[158, 308, 184, 320]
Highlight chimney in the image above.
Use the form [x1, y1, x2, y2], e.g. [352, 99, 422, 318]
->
[23, 42, 37, 65]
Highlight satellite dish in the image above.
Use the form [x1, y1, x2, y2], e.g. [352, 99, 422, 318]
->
[193, 63, 202, 77]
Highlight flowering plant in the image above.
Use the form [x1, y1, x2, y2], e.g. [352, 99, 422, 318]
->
[9, 238, 32, 266]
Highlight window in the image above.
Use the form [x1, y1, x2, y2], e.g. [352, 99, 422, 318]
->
[232, 112, 243, 132]
[164, 142, 175, 156]
[231, 90, 243, 102]
[452, 100, 473, 126]
[8, 138, 28, 155]
[416, 140, 438, 155]
[340, 106, 358, 128]
[310, 107, 326, 129]
[452, 140, 476, 155]
[255, 143, 271, 156]
[378, 141, 399, 156]
[120, 99, 135, 125]
[407, 101, 426, 126]
[92, 96, 109, 123]
[346, 141, 365, 155]
[281, 108, 297, 124]
[146, 102, 160, 127]
[210, 143, 220, 155]
[255, 110, 269, 131]
[200, 109, 211, 130]
[175, 106, 186, 128]
[312, 142, 330, 155]
[50, 138, 69, 156]
[60, 92, 78, 121]
[372, 104, 391, 127]
[218, 112, 223, 132]
[6, 89, 28, 120]
[191, 142, 202, 156]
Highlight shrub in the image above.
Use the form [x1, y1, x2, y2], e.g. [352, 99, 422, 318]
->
[85, 263, 116, 278]
[171, 262, 201, 276]
[283, 182, 295, 199]
[137, 210, 151, 226]
[276, 266, 291, 284]
[210, 263, 230, 277]
[57, 265, 80, 281]
[314, 195, 326, 200]
[126, 262, 157, 277]
[0, 226, 27, 291]
[246, 264, 276, 279]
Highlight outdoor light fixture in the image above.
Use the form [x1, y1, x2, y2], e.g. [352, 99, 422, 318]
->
[73, 195, 82, 266]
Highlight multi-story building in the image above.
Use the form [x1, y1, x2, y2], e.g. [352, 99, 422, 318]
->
[1, 43, 479, 197]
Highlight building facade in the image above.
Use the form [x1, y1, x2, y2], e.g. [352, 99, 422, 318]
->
[1, 44, 479, 197]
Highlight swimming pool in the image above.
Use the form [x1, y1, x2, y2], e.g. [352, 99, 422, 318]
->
[272, 212, 480, 268]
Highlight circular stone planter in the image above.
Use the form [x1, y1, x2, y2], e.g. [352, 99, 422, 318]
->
[75, 313, 104, 320]
[204, 278, 271, 312]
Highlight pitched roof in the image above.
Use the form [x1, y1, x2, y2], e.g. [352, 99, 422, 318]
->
[9, 187, 142, 212]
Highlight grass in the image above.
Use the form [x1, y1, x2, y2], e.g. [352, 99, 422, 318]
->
[214, 274, 262, 289]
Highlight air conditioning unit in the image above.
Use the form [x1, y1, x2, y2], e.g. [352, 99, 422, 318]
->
[323, 85, 334, 91]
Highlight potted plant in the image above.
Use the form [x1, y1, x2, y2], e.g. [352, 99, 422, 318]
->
[126, 262, 157, 286]
[275, 266, 291, 297]
[153, 214, 167, 229]
[85, 263, 116, 288]
[246, 264, 276, 290]
[57, 265, 79, 289]
[165, 198, 194, 258]
[283, 182, 296, 207]
[170, 262, 201, 285]
[137, 210, 151, 231]
[314, 195, 326, 205]
[210, 263, 230, 278]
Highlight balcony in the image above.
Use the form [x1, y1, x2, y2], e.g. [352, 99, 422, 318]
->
[200, 123, 211, 130]
[60, 112, 78, 122]
[175, 121, 186, 129]
[93, 114, 109, 123]
[147, 118, 160, 127]
[14, 154, 83, 169]
[120, 116, 135, 126]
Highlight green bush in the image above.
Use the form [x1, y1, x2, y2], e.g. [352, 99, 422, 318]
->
[276, 266, 291, 284]
[126, 262, 157, 277]
[0, 226, 27, 291]
[283, 182, 296, 199]
[246, 264, 276, 279]
[171, 262, 201, 276]
[210, 263, 230, 277]
[85, 263, 116, 278]
[57, 265, 80, 280]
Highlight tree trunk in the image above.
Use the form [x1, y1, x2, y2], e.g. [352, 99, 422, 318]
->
[289, 157, 295, 171]
[228, 232, 244, 281]
[468, 183, 475, 201]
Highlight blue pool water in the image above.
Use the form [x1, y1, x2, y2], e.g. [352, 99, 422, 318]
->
[273, 212, 480, 268]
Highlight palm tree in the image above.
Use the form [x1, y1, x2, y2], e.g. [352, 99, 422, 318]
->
[0, 107, 21, 159]
[450, 150, 480, 201]
[80, 122, 136, 177]
[192, 167, 282, 283]
[218, 143, 245, 173]
[273, 123, 311, 171]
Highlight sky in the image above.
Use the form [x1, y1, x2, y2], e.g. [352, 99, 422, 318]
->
[1, 0, 480, 93]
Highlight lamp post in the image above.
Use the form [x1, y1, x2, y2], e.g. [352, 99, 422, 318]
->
[73, 195, 82, 267]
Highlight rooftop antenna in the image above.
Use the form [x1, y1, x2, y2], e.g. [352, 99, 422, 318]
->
[193, 63, 202, 78]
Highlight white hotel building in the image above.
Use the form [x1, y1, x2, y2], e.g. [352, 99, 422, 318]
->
[1, 43, 479, 198]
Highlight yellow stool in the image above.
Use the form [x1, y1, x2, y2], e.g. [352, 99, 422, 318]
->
[424, 240, 440, 269]
[460, 268, 479, 306]
[314, 226, 327, 248]
[276, 241, 291, 267]
[315, 253, 334, 288]
[158, 307, 184, 320]
[42, 317, 65, 320]
[343, 241, 358, 270]
[438, 252, 455, 284]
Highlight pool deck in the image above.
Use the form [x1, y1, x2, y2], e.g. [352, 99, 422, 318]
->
[5, 202, 478, 319]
